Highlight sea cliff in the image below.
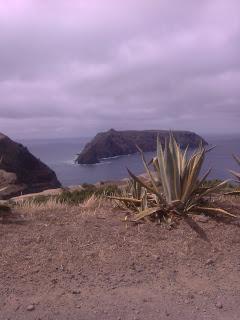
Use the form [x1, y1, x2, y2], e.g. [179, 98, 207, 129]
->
[0, 132, 61, 199]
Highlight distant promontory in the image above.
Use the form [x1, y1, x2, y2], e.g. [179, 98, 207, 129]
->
[76, 129, 207, 164]
[0, 132, 61, 199]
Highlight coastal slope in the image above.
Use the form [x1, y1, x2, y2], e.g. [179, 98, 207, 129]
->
[77, 129, 207, 164]
[0, 132, 61, 199]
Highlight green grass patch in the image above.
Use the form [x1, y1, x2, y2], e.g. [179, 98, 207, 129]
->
[57, 184, 121, 205]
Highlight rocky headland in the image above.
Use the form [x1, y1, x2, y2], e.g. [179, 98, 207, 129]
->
[77, 129, 207, 164]
[0, 132, 61, 199]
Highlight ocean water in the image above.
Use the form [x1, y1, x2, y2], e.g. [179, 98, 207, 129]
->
[19, 134, 240, 187]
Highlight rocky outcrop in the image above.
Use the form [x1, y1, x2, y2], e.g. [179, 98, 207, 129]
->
[77, 129, 207, 164]
[0, 133, 61, 199]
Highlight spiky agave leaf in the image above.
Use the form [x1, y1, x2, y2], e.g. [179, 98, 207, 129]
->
[196, 168, 212, 189]
[127, 168, 157, 195]
[108, 177, 152, 214]
[229, 170, 240, 181]
[229, 154, 240, 183]
[224, 190, 240, 196]
[136, 146, 165, 203]
[108, 195, 142, 204]
[198, 180, 230, 198]
[126, 178, 143, 200]
[181, 147, 206, 203]
[233, 154, 240, 166]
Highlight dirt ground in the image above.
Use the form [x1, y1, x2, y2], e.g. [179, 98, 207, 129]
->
[0, 198, 240, 320]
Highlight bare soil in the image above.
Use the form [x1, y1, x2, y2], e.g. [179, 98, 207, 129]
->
[0, 198, 240, 320]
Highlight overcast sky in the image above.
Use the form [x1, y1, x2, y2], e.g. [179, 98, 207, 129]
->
[0, 0, 239, 139]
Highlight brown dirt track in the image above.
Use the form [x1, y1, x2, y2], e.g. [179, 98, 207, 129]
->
[0, 198, 240, 320]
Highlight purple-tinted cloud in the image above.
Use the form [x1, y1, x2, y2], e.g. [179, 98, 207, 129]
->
[0, 0, 239, 138]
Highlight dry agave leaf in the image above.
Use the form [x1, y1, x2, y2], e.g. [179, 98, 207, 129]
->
[133, 207, 160, 222]
[193, 206, 237, 218]
[224, 190, 240, 196]
[107, 195, 142, 204]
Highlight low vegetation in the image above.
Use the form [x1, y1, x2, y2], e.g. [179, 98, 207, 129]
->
[0, 187, 11, 220]
[16, 184, 121, 207]
[230, 154, 240, 183]
[1, 137, 239, 227]
[225, 154, 240, 196]
[110, 134, 236, 222]
[57, 184, 120, 205]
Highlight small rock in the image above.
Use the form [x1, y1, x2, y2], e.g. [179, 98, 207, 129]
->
[27, 304, 35, 311]
[195, 215, 209, 223]
[165, 310, 170, 316]
[216, 302, 223, 309]
[51, 278, 58, 284]
[72, 289, 81, 294]
[136, 267, 143, 273]
[206, 258, 214, 265]
[232, 219, 240, 226]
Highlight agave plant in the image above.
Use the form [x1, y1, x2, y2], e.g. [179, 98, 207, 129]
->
[111, 133, 235, 222]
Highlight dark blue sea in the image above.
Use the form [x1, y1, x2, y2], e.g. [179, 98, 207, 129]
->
[19, 134, 240, 187]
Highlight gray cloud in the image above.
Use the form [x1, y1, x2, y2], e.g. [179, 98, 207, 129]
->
[0, 0, 239, 138]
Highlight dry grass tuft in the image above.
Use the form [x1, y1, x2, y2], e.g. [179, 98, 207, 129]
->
[79, 195, 114, 217]
[81, 195, 106, 209]
[16, 197, 71, 213]
[15, 195, 113, 219]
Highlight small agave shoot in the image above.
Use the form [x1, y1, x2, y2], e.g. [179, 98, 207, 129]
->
[111, 179, 149, 215]
[227, 154, 240, 195]
[111, 134, 236, 222]
[230, 154, 240, 182]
